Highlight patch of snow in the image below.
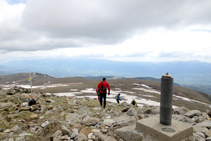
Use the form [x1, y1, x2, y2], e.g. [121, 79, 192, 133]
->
[121, 91, 135, 94]
[80, 88, 96, 93]
[133, 83, 141, 86]
[142, 95, 155, 98]
[141, 84, 151, 89]
[70, 83, 83, 84]
[191, 99, 211, 107]
[173, 95, 191, 102]
[70, 89, 78, 91]
[132, 88, 160, 94]
[0, 84, 69, 89]
[48, 89, 178, 108]
[52, 93, 76, 97]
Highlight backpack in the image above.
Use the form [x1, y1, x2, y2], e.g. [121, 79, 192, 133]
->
[115, 95, 118, 99]
[97, 90, 100, 96]
[132, 100, 135, 105]
[100, 82, 107, 93]
[29, 99, 36, 106]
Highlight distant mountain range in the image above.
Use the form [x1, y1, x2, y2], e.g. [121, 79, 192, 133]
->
[0, 59, 210, 87]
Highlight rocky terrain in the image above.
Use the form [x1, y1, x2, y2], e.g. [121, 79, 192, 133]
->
[0, 86, 211, 141]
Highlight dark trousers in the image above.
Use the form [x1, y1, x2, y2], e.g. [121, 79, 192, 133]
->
[100, 93, 106, 108]
[116, 99, 119, 103]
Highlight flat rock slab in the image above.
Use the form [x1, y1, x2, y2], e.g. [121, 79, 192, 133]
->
[136, 115, 193, 141]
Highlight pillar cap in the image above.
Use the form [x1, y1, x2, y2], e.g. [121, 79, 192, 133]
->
[162, 73, 173, 78]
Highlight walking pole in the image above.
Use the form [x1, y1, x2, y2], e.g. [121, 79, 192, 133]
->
[28, 72, 32, 94]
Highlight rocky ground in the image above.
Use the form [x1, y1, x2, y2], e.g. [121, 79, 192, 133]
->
[0, 86, 211, 141]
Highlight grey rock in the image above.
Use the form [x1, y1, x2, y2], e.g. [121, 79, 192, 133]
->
[192, 116, 199, 123]
[52, 136, 62, 141]
[150, 106, 160, 115]
[193, 125, 209, 133]
[103, 119, 115, 126]
[70, 128, 79, 139]
[61, 135, 71, 140]
[66, 113, 82, 124]
[174, 106, 188, 115]
[61, 125, 71, 136]
[7, 114, 20, 119]
[21, 102, 28, 107]
[195, 120, 211, 128]
[205, 130, 211, 137]
[202, 112, 210, 118]
[88, 133, 94, 139]
[0, 102, 13, 108]
[112, 114, 136, 126]
[114, 125, 143, 141]
[15, 137, 25, 141]
[94, 132, 116, 141]
[74, 133, 87, 141]
[51, 130, 63, 138]
[8, 138, 14, 141]
[207, 110, 211, 117]
[206, 137, 211, 141]
[19, 107, 30, 112]
[84, 117, 100, 126]
[40, 121, 61, 137]
[40, 105, 47, 113]
[0, 128, 5, 132]
[46, 99, 55, 103]
[19, 133, 33, 137]
[185, 110, 202, 118]
[41, 121, 50, 128]
[101, 129, 108, 134]
[127, 107, 137, 116]
[11, 125, 22, 133]
[195, 131, 206, 138]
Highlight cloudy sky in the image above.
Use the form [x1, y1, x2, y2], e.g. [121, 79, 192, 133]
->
[0, 0, 211, 63]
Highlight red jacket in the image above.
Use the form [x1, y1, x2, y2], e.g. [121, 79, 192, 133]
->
[97, 80, 110, 94]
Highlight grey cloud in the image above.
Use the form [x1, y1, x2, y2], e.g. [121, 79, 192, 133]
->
[1, 0, 211, 51]
[22, 0, 211, 38]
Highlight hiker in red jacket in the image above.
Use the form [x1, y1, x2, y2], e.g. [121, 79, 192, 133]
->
[97, 78, 110, 108]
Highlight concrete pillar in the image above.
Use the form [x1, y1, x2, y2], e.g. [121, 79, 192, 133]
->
[160, 73, 173, 126]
